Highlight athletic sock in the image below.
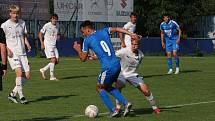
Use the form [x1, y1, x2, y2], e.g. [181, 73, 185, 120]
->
[167, 58, 173, 70]
[49, 62, 55, 77]
[110, 88, 128, 106]
[16, 77, 24, 99]
[146, 92, 157, 110]
[99, 89, 115, 112]
[174, 56, 180, 68]
[42, 63, 51, 71]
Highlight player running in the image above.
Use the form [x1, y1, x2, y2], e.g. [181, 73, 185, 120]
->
[73, 20, 139, 117]
[160, 13, 181, 74]
[39, 14, 59, 81]
[119, 12, 137, 48]
[115, 38, 160, 114]
[1, 5, 31, 104]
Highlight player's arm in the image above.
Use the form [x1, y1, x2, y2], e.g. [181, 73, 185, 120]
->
[0, 28, 7, 77]
[38, 31, 45, 50]
[160, 30, 165, 49]
[177, 28, 181, 44]
[109, 27, 138, 40]
[73, 41, 88, 62]
[24, 34, 31, 52]
[118, 32, 126, 48]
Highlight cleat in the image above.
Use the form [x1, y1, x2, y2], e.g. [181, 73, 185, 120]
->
[20, 97, 28, 104]
[175, 68, 179, 74]
[167, 69, 173, 74]
[153, 108, 161, 114]
[8, 94, 18, 103]
[50, 77, 59, 81]
[123, 102, 132, 117]
[39, 69, 46, 79]
[109, 108, 120, 118]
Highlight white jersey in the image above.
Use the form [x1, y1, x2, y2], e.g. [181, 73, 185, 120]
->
[40, 22, 59, 47]
[1, 19, 27, 55]
[123, 21, 136, 47]
[116, 48, 144, 77]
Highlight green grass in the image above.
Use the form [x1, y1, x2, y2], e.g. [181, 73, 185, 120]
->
[0, 56, 215, 121]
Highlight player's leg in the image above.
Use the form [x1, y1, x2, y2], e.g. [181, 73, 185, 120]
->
[115, 75, 126, 111]
[106, 68, 131, 117]
[40, 48, 51, 79]
[18, 55, 30, 104]
[49, 57, 58, 81]
[166, 43, 173, 74]
[127, 76, 160, 113]
[7, 55, 21, 103]
[173, 43, 180, 74]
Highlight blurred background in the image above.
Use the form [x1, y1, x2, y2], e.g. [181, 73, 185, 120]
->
[0, 0, 214, 56]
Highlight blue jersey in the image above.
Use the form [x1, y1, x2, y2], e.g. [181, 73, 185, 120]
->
[160, 20, 179, 40]
[82, 27, 120, 70]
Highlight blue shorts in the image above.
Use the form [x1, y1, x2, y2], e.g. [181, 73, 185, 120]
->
[165, 38, 179, 52]
[98, 64, 121, 87]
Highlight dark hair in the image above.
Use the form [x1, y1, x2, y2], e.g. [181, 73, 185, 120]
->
[162, 13, 170, 18]
[50, 13, 58, 20]
[80, 20, 94, 29]
[130, 12, 138, 17]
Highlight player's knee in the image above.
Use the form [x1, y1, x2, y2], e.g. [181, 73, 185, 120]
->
[96, 84, 106, 92]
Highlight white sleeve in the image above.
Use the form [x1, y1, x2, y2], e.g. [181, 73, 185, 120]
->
[40, 23, 47, 34]
[1, 23, 5, 31]
[23, 22, 27, 34]
[123, 22, 132, 30]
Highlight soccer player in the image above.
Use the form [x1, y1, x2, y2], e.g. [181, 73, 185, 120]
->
[160, 14, 181, 74]
[0, 27, 7, 91]
[119, 12, 137, 48]
[1, 5, 31, 104]
[39, 14, 59, 81]
[73, 20, 138, 117]
[115, 38, 160, 114]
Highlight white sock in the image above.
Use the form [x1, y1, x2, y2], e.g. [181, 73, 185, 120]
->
[16, 77, 24, 99]
[11, 86, 18, 97]
[146, 92, 157, 110]
[42, 63, 51, 71]
[49, 63, 55, 77]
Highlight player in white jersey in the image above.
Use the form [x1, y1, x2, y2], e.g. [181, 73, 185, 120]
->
[119, 12, 137, 48]
[1, 5, 31, 104]
[38, 14, 59, 81]
[115, 38, 160, 114]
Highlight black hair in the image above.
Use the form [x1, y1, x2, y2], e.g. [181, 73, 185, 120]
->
[130, 12, 138, 17]
[50, 13, 58, 20]
[80, 20, 94, 29]
[162, 13, 170, 18]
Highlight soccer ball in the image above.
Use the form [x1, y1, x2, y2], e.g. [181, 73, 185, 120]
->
[85, 105, 99, 118]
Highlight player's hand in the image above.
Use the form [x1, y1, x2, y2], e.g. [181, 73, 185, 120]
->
[161, 42, 165, 49]
[121, 43, 126, 48]
[41, 42, 45, 50]
[27, 45, 32, 52]
[2, 70, 6, 77]
[7, 48, 13, 58]
[176, 39, 180, 45]
[73, 41, 81, 52]
[131, 33, 139, 40]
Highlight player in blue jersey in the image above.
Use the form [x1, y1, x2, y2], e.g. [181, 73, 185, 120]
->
[73, 20, 139, 117]
[160, 14, 181, 74]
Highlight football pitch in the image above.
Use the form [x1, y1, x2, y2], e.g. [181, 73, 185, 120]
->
[0, 56, 215, 121]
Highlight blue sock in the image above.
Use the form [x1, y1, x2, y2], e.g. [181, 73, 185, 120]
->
[174, 56, 180, 68]
[110, 88, 128, 106]
[99, 90, 115, 112]
[167, 58, 173, 69]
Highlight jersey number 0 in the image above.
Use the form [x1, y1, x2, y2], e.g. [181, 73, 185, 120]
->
[100, 41, 111, 56]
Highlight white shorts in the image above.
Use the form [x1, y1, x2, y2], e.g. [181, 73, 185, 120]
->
[44, 46, 59, 59]
[8, 54, 30, 72]
[118, 74, 144, 87]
